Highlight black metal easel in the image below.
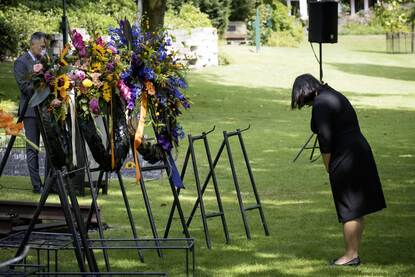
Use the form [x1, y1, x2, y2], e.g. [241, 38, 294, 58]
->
[14, 107, 99, 273]
[170, 125, 269, 241]
[164, 126, 230, 248]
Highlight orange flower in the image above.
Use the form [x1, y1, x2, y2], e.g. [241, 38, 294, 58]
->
[145, 80, 156, 96]
[0, 110, 13, 128]
[5, 122, 24, 136]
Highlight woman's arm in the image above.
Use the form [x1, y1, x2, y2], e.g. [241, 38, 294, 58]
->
[322, 153, 331, 173]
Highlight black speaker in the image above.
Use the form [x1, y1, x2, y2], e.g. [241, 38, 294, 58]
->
[308, 1, 338, 43]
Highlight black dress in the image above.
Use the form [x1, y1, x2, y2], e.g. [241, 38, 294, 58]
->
[311, 84, 386, 222]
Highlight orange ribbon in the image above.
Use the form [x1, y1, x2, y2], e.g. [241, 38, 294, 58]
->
[134, 93, 148, 183]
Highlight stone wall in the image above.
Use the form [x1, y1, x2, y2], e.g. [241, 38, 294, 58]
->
[168, 27, 218, 69]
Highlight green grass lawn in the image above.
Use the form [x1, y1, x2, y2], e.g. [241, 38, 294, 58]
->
[1, 35, 415, 276]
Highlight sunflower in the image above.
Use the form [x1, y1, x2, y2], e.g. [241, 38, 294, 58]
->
[91, 62, 102, 72]
[102, 82, 112, 102]
[54, 74, 70, 99]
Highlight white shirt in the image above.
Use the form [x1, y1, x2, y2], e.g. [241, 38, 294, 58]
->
[28, 51, 37, 62]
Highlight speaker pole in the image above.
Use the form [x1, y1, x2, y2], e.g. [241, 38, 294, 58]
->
[319, 42, 323, 83]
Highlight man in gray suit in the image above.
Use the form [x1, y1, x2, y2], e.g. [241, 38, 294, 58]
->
[14, 32, 48, 193]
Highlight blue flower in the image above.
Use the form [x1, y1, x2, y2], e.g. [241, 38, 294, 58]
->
[140, 66, 155, 80]
[165, 36, 172, 46]
[157, 48, 167, 61]
[172, 124, 185, 141]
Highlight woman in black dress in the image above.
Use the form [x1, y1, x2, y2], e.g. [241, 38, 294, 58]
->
[291, 74, 386, 266]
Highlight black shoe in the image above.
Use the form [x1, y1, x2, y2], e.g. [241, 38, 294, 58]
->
[330, 257, 360, 266]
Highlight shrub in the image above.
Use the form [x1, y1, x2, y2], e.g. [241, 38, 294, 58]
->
[0, 15, 19, 60]
[165, 4, 212, 29]
[248, 1, 304, 47]
[339, 11, 385, 35]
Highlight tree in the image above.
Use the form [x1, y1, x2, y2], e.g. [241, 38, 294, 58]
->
[193, 0, 231, 34]
[142, 0, 167, 31]
[375, 0, 409, 33]
[229, 0, 256, 21]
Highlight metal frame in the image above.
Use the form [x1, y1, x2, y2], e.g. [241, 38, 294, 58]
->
[165, 126, 230, 248]
[292, 133, 320, 163]
[183, 125, 269, 240]
[1, 232, 195, 276]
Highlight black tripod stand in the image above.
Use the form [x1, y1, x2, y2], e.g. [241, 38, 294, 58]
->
[292, 42, 323, 163]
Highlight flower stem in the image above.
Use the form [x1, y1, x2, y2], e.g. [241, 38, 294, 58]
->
[18, 134, 41, 152]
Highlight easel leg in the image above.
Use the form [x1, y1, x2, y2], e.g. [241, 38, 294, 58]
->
[137, 172, 162, 257]
[86, 170, 104, 230]
[164, 146, 191, 239]
[238, 133, 269, 236]
[186, 140, 226, 228]
[188, 136, 211, 248]
[79, 120, 111, 272]
[84, 168, 111, 271]
[54, 169, 88, 272]
[117, 171, 146, 261]
[204, 136, 230, 244]
[63, 170, 99, 272]
[224, 134, 251, 240]
[293, 133, 315, 162]
[14, 169, 54, 258]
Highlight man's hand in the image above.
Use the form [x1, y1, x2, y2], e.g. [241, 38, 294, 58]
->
[33, 63, 43, 74]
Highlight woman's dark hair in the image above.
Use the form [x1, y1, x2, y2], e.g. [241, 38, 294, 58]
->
[291, 74, 321, 109]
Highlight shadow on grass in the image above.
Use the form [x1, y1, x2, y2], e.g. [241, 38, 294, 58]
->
[327, 63, 415, 82]
[1, 73, 414, 276]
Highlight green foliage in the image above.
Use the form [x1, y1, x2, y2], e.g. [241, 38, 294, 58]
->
[340, 12, 385, 35]
[248, 1, 304, 47]
[340, 22, 385, 35]
[1, 4, 61, 53]
[218, 52, 231, 65]
[0, 1, 137, 56]
[0, 15, 19, 60]
[165, 4, 212, 29]
[267, 29, 304, 47]
[229, 0, 256, 21]
[193, 0, 232, 35]
[375, 0, 409, 33]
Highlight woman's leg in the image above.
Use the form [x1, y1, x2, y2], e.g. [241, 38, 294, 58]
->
[334, 217, 364, 264]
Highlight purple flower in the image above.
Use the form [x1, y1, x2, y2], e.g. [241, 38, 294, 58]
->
[106, 61, 115, 71]
[71, 30, 87, 57]
[127, 84, 142, 110]
[75, 70, 86, 81]
[108, 45, 118, 54]
[157, 134, 172, 152]
[117, 79, 131, 103]
[182, 100, 190, 109]
[96, 37, 105, 46]
[89, 98, 100, 114]
[44, 71, 54, 82]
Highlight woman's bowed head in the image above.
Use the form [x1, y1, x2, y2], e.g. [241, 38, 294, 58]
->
[291, 73, 321, 109]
